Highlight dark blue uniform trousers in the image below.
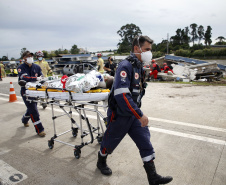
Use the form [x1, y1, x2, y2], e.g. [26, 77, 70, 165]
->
[21, 88, 44, 134]
[100, 114, 155, 161]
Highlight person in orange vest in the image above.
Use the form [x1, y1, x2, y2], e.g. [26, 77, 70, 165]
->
[163, 63, 173, 73]
[149, 59, 161, 79]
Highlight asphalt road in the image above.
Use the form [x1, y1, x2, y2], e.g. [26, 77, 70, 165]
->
[0, 77, 226, 185]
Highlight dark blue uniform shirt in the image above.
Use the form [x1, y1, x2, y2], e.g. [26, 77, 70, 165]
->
[108, 53, 144, 120]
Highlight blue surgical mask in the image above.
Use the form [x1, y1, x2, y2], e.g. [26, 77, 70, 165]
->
[38, 57, 43, 61]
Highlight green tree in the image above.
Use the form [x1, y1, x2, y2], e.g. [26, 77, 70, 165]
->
[42, 50, 49, 58]
[204, 26, 212, 46]
[197, 25, 205, 44]
[70, 44, 79, 54]
[54, 49, 60, 56]
[48, 51, 56, 58]
[215, 36, 225, 45]
[156, 39, 169, 53]
[183, 27, 190, 45]
[170, 29, 184, 46]
[20, 48, 27, 58]
[190, 23, 198, 46]
[63, 49, 69, 54]
[117, 23, 142, 53]
[117, 38, 131, 53]
[2, 56, 9, 61]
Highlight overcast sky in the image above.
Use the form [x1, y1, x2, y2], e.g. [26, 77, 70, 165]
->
[0, 0, 225, 59]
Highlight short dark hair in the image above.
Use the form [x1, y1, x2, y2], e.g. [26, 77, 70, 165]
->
[132, 35, 153, 52]
[22, 51, 33, 58]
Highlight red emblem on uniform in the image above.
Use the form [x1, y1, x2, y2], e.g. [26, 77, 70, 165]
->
[135, 73, 139, 79]
[120, 71, 127, 78]
[35, 73, 38, 77]
[18, 68, 21, 73]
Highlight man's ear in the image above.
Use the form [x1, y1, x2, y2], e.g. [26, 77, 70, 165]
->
[134, 45, 139, 53]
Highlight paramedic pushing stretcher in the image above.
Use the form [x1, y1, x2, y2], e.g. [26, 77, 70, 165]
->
[97, 36, 173, 185]
[17, 51, 46, 137]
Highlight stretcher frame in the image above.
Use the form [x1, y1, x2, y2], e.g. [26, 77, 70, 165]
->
[25, 87, 107, 159]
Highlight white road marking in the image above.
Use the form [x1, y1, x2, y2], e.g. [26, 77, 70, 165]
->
[150, 127, 226, 145]
[0, 160, 27, 184]
[0, 96, 225, 146]
[148, 117, 226, 133]
[0, 93, 22, 99]
[0, 148, 11, 155]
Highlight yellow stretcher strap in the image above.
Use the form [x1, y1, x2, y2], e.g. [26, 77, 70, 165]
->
[101, 89, 110, 92]
[27, 88, 58, 92]
[85, 89, 110, 93]
[27, 87, 109, 93]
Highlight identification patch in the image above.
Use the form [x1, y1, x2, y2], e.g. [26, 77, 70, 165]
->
[35, 73, 38, 77]
[18, 68, 21, 73]
[135, 73, 139, 79]
[120, 71, 127, 78]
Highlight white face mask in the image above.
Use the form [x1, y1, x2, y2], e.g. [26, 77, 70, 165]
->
[134, 36, 153, 65]
[38, 57, 43, 61]
[140, 51, 153, 66]
[26, 57, 34, 64]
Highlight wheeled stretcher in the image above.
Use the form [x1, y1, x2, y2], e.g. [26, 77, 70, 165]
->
[25, 87, 109, 159]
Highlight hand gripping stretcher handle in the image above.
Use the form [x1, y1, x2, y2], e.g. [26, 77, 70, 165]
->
[45, 87, 73, 102]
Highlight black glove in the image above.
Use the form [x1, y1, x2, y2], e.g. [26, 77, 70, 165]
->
[18, 80, 26, 87]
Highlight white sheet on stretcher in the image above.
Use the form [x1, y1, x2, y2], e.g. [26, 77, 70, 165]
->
[25, 90, 109, 101]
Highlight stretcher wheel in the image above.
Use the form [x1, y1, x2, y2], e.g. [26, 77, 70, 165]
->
[42, 103, 47, 109]
[72, 128, 78, 138]
[72, 132, 77, 138]
[74, 149, 81, 159]
[48, 140, 54, 149]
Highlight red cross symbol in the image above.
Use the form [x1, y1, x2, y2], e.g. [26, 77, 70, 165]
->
[120, 71, 127, 78]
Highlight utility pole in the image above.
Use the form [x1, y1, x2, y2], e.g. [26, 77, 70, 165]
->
[167, 33, 169, 54]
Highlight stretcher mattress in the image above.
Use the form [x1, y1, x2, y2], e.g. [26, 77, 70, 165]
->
[25, 90, 109, 101]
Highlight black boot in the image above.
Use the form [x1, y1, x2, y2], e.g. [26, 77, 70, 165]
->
[143, 161, 173, 185]
[97, 152, 112, 176]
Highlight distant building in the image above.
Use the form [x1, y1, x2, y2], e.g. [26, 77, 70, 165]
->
[79, 48, 90, 54]
[94, 52, 114, 56]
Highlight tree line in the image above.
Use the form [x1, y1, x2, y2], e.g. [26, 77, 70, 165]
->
[0, 44, 80, 61]
[116, 23, 226, 55]
[1, 23, 226, 61]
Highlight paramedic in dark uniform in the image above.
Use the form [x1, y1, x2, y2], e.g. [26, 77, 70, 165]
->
[17, 51, 46, 137]
[96, 36, 173, 185]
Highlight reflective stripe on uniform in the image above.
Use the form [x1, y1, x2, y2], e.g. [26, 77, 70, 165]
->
[23, 114, 30, 118]
[123, 93, 141, 119]
[142, 153, 156, 162]
[132, 89, 140, 93]
[20, 73, 28, 79]
[114, 88, 130, 96]
[33, 120, 41, 125]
